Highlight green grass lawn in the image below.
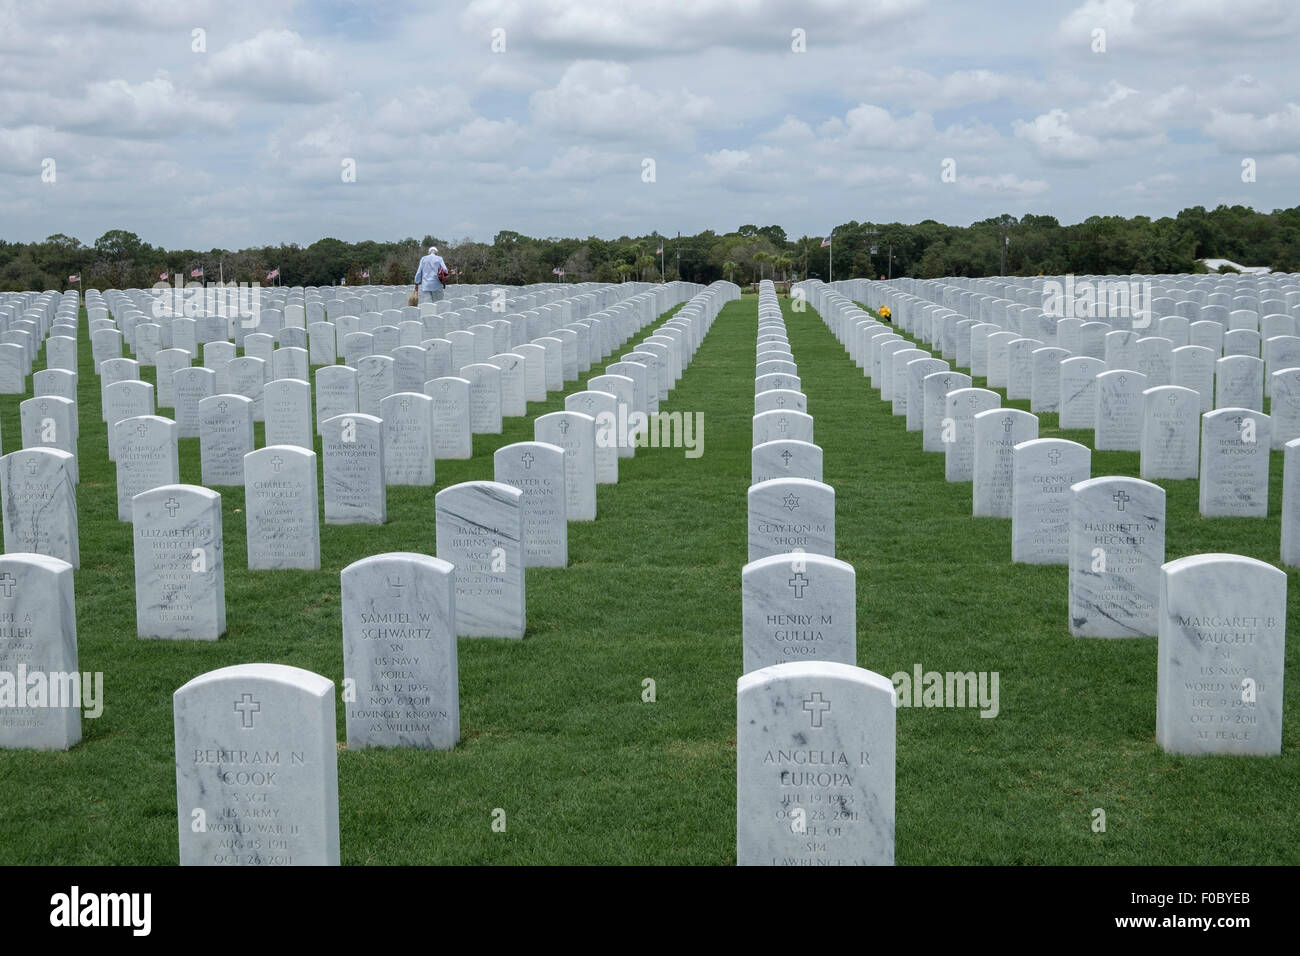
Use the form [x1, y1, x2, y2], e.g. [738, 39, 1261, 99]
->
[0, 292, 1296, 865]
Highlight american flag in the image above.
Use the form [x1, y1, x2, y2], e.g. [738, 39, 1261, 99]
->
[191, 267, 203, 278]
[821, 236, 832, 248]
[656, 246, 662, 254]
[68, 274, 80, 283]
[552, 267, 564, 276]
[266, 268, 280, 281]
[159, 271, 168, 280]
[361, 270, 369, 278]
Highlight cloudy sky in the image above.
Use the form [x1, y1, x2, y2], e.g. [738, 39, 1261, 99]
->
[2, 0, 1298, 249]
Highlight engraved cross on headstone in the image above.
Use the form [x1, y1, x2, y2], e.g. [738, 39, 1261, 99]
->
[137, 422, 150, 438]
[217, 400, 228, 414]
[521, 452, 534, 469]
[165, 497, 181, 518]
[1113, 490, 1131, 512]
[776, 417, 789, 434]
[271, 456, 284, 473]
[1002, 415, 1014, 433]
[788, 572, 809, 598]
[1048, 448, 1062, 466]
[24, 459, 38, 476]
[234, 693, 261, 729]
[0, 573, 15, 598]
[802, 692, 830, 728]
[557, 418, 570, 435]
[780, 450, 792, 466]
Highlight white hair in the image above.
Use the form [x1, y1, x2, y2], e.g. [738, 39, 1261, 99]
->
[428, 246, 438, 255]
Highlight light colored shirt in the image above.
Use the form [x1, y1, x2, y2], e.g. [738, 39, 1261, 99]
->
[414, 254, 447, 291]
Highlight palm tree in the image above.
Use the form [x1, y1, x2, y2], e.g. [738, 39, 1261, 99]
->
[616, 263, 636, 282]
[794, 236, 815, 279]
[723, 260, 738, 283]
[635, 254, 656, 281]
[753, 251, 771, 281]
[774, 255, 793, 281]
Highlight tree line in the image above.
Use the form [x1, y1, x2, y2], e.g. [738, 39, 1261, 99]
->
[2, 204, 1298, 293]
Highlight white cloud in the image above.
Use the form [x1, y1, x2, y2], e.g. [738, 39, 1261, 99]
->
[1014, 109, 1104, 163]
[1204, 103, 1300, 153]
[201, 30, 335, 103]
[956, 173, 1050, 196]
[1057, 0, 1300, 53]
[373, 86, 475, 135]
[703, 148, 752, 175]
[530, 61, 716, 147]
[460, 0, 925, 57]
[821, 104, 936, 150]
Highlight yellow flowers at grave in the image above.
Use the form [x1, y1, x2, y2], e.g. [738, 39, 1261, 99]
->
[879, 306, 891, 318]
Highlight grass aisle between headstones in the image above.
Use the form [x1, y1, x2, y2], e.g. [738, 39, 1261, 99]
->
[787, 296, 1299, 864]
[0, 296, 748, 864]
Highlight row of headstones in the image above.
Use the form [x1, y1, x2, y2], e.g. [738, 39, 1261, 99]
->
[796, 281, 1288, 759]
[2, 284, 734, 642]
[0, 289, 741, 867]
[806, 283, 1290, 523]
[86, 280, 688, 410]
[89, 280, 674, 367]
[819, 278, 1300, 426]
[70, 281, 683, 458]
[21, 281, 695, 515]
[0, 290, 80, 392]
[89, 291, 673, 371]
[735, 282, 890, 865]
[100, 280, 649, 336]
[832, 272, 1300, 342]
[1, 283, 738, 744]
[843, 277, 1300, 479]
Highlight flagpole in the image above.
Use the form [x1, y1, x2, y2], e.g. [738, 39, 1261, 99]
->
[829, 234, 833, 285]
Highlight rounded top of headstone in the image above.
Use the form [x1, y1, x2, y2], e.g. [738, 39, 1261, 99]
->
[1160, 552, 1285, 580]
[737, 660, 897, 702]
[435, 480, 523, 506]
[743, 551, 851, 576]
[342, 552, 453, 578]
[174, 662, 334, 701]
[0, 552, 73, 575]
[748, 476, 833, 497]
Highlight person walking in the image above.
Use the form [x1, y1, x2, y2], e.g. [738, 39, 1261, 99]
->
[413, 245, 450, 304]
